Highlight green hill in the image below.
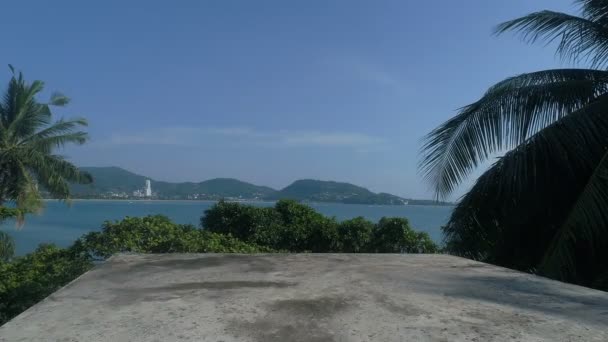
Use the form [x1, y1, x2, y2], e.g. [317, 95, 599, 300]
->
[154, 178, 276, 199]
[268, 179, 408, 205]
[68, 167, 444, 205]
[70, 167, 276, 200]
[70, 167, 147, 195]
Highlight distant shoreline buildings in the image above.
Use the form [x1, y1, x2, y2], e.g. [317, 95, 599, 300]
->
[133, 179, 153, 198]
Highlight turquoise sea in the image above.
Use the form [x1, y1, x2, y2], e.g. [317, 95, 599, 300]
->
[0, 200, 454, 255]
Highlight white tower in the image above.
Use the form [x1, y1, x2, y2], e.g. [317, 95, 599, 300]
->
[145, 179, 152, 197]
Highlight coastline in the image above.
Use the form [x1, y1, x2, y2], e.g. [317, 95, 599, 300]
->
[44, 198, 275, 204]
[43, 198, 454, 207]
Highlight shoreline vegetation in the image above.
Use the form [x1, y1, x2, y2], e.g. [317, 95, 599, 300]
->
[0, 199, 438, 325]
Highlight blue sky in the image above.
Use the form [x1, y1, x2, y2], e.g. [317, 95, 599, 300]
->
[2, 0, 576, 199]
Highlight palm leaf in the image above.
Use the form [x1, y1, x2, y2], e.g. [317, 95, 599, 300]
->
[495, 10, 608, 68]
[420, 69, 608, 198]
[577, 0, 608, 25]
[21, 118, 88, 143]
[49, 92, 70, 107]
[0, 230, 15, 261]
[444, 94, 608, 275]
[539, 149, 608, 279]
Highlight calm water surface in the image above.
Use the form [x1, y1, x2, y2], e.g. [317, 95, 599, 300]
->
[1, 200, 453, 255]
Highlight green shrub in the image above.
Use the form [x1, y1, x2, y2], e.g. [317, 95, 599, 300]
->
[202, 200, 340, 252]
[76, 215, 270, 259]
[0, 244, 93, 325]
[201, 200, 438, 253]
[271, 200, 339, 252]
[371, 217, 438, 253]
[201, 200, 280, 241]
[337, 217, 374, 252]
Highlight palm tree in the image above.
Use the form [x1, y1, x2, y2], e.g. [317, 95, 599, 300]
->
[0, 230, 14, 261]
[0, 66, 92, 219]
[419, 1, 608, 289]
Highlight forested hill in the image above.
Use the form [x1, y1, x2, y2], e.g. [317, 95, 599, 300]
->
[67, 167, 451, 205]
[267, 179, 408, 205]
[69, 167, 275, 200]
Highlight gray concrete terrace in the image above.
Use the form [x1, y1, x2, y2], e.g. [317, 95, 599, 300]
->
[1, 253, 607, 341]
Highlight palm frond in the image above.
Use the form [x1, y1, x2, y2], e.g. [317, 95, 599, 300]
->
[539, 149, 608, 279]
[444, 94, 608, 276]
[19, 118, 89, 153]
[29, 152, 92, 186]
[30, 132, 89, 153]
[495, 10, 608, 68]
[49, 92, 70, 106]
[5, 78, 50, 139]
[420, 69, 608, 198]
[12, 161, 43, 217]
[578, 0, 608, 25]
[22, 118, 88, 142]
[0, 230, 15, 261]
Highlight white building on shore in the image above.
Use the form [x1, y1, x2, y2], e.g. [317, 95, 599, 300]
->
[145, 179, 152, 197]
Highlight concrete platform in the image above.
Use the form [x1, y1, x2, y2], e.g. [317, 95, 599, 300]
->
[1, 254, 607, 342]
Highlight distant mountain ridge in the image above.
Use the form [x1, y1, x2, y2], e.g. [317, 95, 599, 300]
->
[69, 166, 450, 205]
[71, 167, 275, 200]
[266, 179, 407, 205]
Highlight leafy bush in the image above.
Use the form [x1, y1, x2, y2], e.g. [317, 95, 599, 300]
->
[202, 200, 438, 253]
[0, 244, 93, 325]
[371, 217, 438, 253]
[269, 200, 339, 252]
[337, 217, 374, 252]
[76, 215, 270, 259]
[201, 200, 280, 241]
[0, 215, 273, 326]
[202, 200, 340, 252]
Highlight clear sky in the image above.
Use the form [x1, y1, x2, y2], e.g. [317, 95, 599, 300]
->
[1, 0, 576, 199]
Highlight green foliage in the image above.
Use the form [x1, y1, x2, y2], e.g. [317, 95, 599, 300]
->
[271, 199, 339, 252]
[0, 231, 15, 262]
[370, 218, 437, 253]
[419, 1, 608, 290]
[336, 217, 373, 252]
[202, 200, 438, 253]
[0, 244, 93, 325]
[201, 200, 280, 241]
[0, 67, 91, 215]
[0, 207, 20, 221]
[0, 206, 28, 226]
[0, 214, 275, 325]
[76, 215, 270, 259]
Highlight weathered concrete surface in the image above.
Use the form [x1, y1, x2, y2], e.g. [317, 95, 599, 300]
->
[1, 254, 607, 342]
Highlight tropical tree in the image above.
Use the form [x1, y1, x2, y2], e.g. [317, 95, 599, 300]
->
[0, 66, 91, 218]
[0, 231, 14, 261]
[419, 1, 608, 289]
